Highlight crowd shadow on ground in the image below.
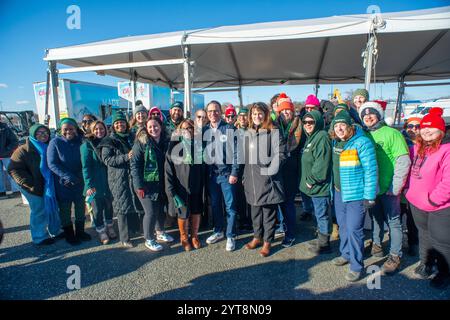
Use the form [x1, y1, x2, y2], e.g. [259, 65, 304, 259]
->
[147, 257, 450, 300]
[2, 202, 449, 300]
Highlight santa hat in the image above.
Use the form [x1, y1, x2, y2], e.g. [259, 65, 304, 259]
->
[305, 94, 320, 107]
[276, 93, 294, 112]
[225, 104, 236, 117]
[359, 101, 385, 122]
[420, 107, 446, 133]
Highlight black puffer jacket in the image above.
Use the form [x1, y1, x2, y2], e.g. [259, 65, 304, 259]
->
[243, 126, 288, 206]
[99, 132, 137, 215]
[165, 139, 206, 203]
[130, 130, 168, 203]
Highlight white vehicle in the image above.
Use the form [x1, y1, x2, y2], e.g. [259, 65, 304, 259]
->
[407, 99, 450, 123]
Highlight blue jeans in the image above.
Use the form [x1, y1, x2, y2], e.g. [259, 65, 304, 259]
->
[300, 192, 314, 213]
[0, 158, 19, 193]
[311, 196, 330, 235]
[20, 188, 53, 244]
[334, 190, 365, 273]
[209, 173, 237, 238]
[369, 194, 403, 257]
[280, 195, 296, 240]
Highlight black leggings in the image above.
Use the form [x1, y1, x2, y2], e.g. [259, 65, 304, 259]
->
[139, 197, 165, 241]
[411, 204, 450, 274]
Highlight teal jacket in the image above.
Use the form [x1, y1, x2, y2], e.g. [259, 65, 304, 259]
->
[333, 126, 378, 202]
[80, 138, 111, 199]
[300, 110, 332, 197]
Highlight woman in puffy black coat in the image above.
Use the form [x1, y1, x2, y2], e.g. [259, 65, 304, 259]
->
[243, 102, 287, 257]
[99, 112, 140, 247]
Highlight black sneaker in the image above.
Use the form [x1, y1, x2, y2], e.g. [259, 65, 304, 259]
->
[430, 272, 450, 289]
[414, 263, 433, 279]
[0, 192, 6, 198]
[281, 237, 295, 248]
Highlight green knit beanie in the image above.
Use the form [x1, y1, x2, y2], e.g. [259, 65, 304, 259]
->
[112, 111, 127, 124]
[352, 88, 369, 101]
[59, 118, 78, 129]
[332, 110, 353, 128]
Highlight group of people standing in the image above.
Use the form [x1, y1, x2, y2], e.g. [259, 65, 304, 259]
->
[4, 88, 450, 289]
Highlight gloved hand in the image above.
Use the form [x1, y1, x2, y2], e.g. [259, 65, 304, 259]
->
[137, 188, 146, 199]
[364, 199, 376, 210]
[173, 195, 185, 209]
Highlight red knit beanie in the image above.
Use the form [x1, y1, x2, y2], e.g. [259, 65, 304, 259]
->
[276, 93, 294, 112]
[420, 107, 445, 132]
[225, 105, 236, 117]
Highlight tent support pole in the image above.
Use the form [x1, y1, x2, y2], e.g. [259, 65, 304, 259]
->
[394, 77, 405, 125]
[44, 62, 51, 126]
[364, 35, 375, 91]
[314, 82, 319, 96]
[238, 85, 243, 107]
[49, 61, 60, 127]
[183, 46, 192, 118]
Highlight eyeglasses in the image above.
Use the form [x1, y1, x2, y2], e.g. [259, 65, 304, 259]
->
[226, 115, 236, 119]
[151, 113, 160, 117]
[302, 120, 316, 125]
[35, 130, 49, 136]
[407, 124, 420, 129]
[197, 116, 206, 119]
[82, 119, 93, 124]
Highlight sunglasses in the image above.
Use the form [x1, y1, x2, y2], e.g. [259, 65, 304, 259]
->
[407, 124, 420, 129]
[197, 116, 206, 119]
[35, 130, 49, 136]
[226, 115, 236, 118]
[82, 119, 93, 124]
[303, 120, 316, 125]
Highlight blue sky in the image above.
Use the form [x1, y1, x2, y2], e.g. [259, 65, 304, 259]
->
[1, 0, 449, 111]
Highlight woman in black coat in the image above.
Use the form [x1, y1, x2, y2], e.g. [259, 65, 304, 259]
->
[130, 117, 173, 252]
[243, 102, 287, 257]
[165, 119, 205, 251]
[99, 112, 140, 247]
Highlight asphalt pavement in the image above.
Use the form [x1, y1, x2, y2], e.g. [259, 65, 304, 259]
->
[1, 194, 449, 300]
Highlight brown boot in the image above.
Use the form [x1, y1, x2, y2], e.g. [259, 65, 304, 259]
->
[190, 214, 201, 249]
[245, 237, 262, 250]
[259, 242, 271, 257]
[177, 218, 192, 251]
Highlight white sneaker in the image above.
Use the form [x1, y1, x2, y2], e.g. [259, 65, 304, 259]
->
[145, 239, 163, 252]
[156, 232, 174, 243]
[206, 232, 224, 244]
[226, 237, 235, 252]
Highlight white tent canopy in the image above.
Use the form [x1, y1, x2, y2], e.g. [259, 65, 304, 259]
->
[45, 6, 450, 89]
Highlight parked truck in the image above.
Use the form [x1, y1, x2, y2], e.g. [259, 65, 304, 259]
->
[33, 79, 129, 129]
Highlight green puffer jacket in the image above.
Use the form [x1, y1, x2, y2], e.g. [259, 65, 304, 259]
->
[80, 137, 112, 199]
[299, 110, 332, 197]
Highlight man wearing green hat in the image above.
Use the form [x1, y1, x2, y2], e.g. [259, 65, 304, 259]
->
[165, 101, 185, 140]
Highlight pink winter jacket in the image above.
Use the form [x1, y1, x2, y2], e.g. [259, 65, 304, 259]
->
[406, 142, 450, 212]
